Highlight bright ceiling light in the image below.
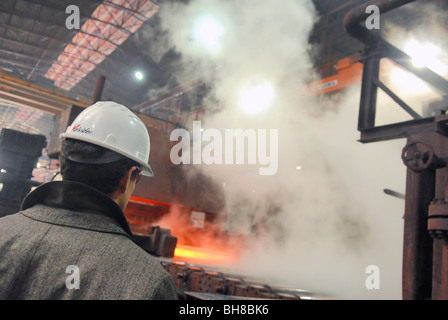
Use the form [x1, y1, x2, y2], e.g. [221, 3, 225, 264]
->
[193, 15, 225, 52]
[404, 39, 447, 76]
[390, 67, 430, 94]
[238, 79, 276, 115]
[135, 71, 144, 81]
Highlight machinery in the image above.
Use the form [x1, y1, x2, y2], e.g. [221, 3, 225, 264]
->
[123, 198, 315, 300]
[160, 259, 314, 300]
[344, 0, 448, 300]
[0, 128, 46, 216]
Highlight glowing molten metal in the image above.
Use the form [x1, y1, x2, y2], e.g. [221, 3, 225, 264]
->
[174, 244, 239, 265]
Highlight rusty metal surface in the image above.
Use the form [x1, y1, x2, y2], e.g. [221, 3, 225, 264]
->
[344, 0, 448, 139]
[399, 118, 448, 299]
[343, 0, 416, 46]
[344, 0, 448, 300]
[402, 163, 434, 300]
[399, 114, 448, 300]
[159, 259, 315, 300]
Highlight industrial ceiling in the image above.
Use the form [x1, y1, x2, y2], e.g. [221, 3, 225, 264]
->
[0, 0, 447, 141]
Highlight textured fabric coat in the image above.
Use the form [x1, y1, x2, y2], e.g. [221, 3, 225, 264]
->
[0, 181, 177, 300]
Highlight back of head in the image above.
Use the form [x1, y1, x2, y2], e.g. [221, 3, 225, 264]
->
[60, 139, 140, 195]
[58, 101, 153, 195]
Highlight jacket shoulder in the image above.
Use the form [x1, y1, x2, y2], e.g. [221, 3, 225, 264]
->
[103, 237, 177, 300]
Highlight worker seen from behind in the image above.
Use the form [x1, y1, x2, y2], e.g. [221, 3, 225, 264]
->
[0, 101, 178, 299]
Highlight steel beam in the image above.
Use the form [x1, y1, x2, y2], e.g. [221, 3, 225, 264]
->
[402, 164, 434, 300]
[343, 0, 416, 46]
[344, 0, 448, 301]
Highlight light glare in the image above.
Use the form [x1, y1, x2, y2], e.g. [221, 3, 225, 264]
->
[239, 80, 276, 115]
[135, 71, 144, 80]
[390, 68, 430, 94]
[404, 40, 447, 76]
[194, 15, 225, 52]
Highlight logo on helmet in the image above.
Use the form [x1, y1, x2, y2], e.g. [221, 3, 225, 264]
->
[72, 124, 93, 134]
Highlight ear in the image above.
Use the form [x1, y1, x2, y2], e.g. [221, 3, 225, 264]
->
[116, 167, 134, 194]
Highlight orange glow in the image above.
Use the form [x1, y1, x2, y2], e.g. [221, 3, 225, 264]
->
[174, 245, 239, 265]
[125, 203, 245, 266]
[129, 196, 171, 208]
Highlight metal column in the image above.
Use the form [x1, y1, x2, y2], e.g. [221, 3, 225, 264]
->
[344, 0, 448, 299]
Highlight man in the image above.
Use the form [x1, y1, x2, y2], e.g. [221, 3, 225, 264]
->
[0, 101, 178, 300]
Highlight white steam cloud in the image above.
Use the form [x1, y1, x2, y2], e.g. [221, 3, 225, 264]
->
[153, 0, 411, 299]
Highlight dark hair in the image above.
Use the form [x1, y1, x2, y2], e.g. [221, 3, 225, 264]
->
[60, 138, 140, 195]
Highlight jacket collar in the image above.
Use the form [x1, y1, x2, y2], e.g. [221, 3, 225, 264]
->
[21, 180, 133, 240]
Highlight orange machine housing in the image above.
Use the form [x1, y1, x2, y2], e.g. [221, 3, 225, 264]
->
[308, 57, 364, 95]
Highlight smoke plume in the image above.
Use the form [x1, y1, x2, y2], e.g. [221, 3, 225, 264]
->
[149, 0, 413, 299]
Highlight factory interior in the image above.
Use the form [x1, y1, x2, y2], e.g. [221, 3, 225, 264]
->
[0, 0, 448, 300]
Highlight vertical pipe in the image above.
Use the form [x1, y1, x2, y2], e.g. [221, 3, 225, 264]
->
[443, 167, 448, 300]
[442, 240, 448, 299]
[431, 167, 446, 299]
[92, 75, 106, 103]
[358, 46, 381, 130]
[402, 165, 435, 299]
[432, 238, 443, 299]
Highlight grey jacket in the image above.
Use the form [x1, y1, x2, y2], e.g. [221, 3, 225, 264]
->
[0, 181, 178, 300]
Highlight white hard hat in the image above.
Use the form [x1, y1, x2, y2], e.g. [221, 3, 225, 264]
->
[60, 101, 153, 177]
